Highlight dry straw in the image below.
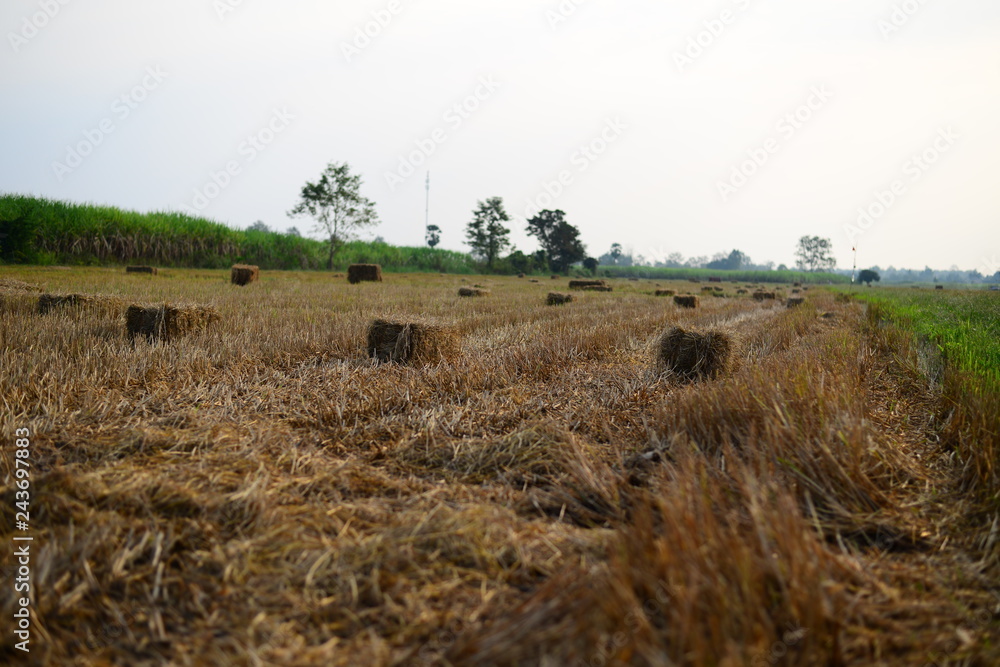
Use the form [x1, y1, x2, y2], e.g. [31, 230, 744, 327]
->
[231, 264, 259, 286]
[126, 303, 220, 342]
[656, 325, 735, 380]
[673, 295, 699, 309]
[348, 264, 383, 284]
[0, 278, 43, 292]
[367, 319, 460, 364]
[546, 292, 574, 306]
[458, 287, 490, 298]
[655, 289, 676, 297]
[787, 297, 806, 308]
[126, 266, 158, 275]
[753, 291, 776, 301]
[37, 293, 121, 314]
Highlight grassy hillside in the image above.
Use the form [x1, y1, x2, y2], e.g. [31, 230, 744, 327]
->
[0, 194, 478, 273]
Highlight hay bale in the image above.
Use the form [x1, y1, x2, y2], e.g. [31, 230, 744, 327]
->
[935, 285, 944, 290]
[736, 289, 748, 295]
[656, 326, 734, 380]
[753, 291, 776, 301]
[654, 289, 676, 297]
[366, 319, 460, 364]
[230, 264, 259, 286]
[581, 285, 612, 292]
[713, 287, 724, 292]
[568, 279, 608, 290]
[791, 289, 801, 294]
[793, 282, 802, 287]
[551, 275, 559, 280]
[37, 293, 96, 314]
[701, 286, 714, 292]
[786, 297, 806, 308]
[348, 264, 383, 284]
[529, 279, 539, 283]
[126, 303, 219, 342]
[628, 277, 639, 282]
[673, 295, 699, 309]
[517, 273, 526, 278]
[688, 278, 701, 283]
[126, 266, 158, 275]
[708, 277, 722, 283]
[547, 292, 574, 306]
[458, 287, 489, 297]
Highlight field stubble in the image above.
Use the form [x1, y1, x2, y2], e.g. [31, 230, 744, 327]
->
[0, 269, 997, 665]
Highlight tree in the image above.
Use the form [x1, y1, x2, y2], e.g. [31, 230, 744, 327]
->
[286, 226, 302, 237]
[425, 224, 441, 248]
[706, 249, 748, 271]
[288, 161, 380, 270]
[583, 257, 599, 275]
[527, 210, 587, 273]
[465, 197, 511, 269]
[609, 243, 623, 264]
[248, 220, 271, 233]
[858, 269, 881, 285]
[795, 236, 836, 272]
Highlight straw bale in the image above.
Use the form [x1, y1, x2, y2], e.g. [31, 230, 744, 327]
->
[367, 318, 460, 364]
[348, 264, 383, 284]
[126, 303, 220, 342]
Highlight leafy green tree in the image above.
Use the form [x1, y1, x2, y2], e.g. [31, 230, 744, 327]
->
[248, 220, 271, 233]
[425, 224, 441, 248]
[465, 197, 511, 269]
[858, 268, 881, 285]
[288, 161, 380, 270]
[526, 209, 586, 273]
[609, 243, 623, 264]
[583, 257, 599, 275]
[706, 249, 748, 271]
[795, 236, 836, 272]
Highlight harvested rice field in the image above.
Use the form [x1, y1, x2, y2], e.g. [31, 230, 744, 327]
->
[2, 267, 999, 666]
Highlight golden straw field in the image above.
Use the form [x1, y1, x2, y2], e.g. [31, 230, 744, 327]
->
[1, 267, 999, 666]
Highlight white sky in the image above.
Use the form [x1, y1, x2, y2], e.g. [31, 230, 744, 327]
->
[2, 0, 999, 272]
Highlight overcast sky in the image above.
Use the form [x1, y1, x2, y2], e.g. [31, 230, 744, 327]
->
[2, 0, 998, 272]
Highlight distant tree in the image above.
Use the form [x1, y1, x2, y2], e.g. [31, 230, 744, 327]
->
[465, 197, 511, 269]
[286, 226, 302, 237]
[990, 271, 1000, 284]
[858, 269, 881, 285]
[583, 257, 599, 275]
[686, 256, 708, 268]
[795, 236, 836, 272]
[665, 252, 685, 268]
[425, 224, 441, 248]
[526, 210, 585, 272]
[505, 250, 537, 275]
[609, 243, 623, 264]
[288, 161, 380, 270]
[248, 220, 271, 233]
[706, 249, 748, 271]
[777, 263, 789, 271]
